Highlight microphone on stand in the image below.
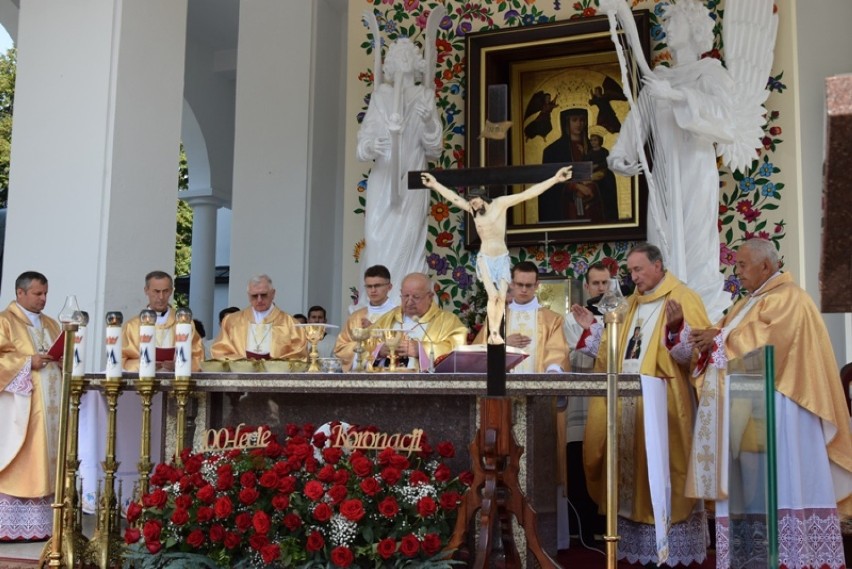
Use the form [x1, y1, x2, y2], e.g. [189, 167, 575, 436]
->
[411, 316, 436, 373]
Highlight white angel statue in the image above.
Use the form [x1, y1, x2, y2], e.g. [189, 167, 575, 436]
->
[601, 0, 778, 322]
[356, 7, 446, 306]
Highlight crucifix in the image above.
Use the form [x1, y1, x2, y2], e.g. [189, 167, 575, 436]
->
[407, 84, 592, 568]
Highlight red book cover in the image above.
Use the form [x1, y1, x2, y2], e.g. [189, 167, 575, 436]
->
[245, 351, 271, 361]
[156, 347, 176, 362]
[46, 331, 65, 360]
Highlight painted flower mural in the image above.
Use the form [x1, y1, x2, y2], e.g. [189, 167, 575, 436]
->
[350, 0, 787, 315]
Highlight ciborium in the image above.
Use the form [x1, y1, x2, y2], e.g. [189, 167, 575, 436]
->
[350, 326, 372, 372]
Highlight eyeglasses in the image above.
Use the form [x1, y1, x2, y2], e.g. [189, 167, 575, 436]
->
[249, 293, 270, 300]
[511, 281, 537, 290]
[401, 294, 430, 303]
[364, 282, 390, 290]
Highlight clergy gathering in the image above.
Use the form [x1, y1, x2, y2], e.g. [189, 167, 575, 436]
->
[0, 0, 850, 568]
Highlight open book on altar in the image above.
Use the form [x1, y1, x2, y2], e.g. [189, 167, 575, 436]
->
[432, 344, 528, 374]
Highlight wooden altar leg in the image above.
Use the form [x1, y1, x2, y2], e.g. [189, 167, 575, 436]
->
[448, 397, 560, 569]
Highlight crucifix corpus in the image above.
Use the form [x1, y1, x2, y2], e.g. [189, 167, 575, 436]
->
[409, 161, 592, 347]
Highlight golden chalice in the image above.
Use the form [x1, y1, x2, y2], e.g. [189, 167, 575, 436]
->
[350, 326, 372, 372]
[298, 323, 332, 372]
[380, 328, 405, 372]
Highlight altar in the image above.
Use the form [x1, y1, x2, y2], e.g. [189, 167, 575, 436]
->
[134, 371, 643, 559]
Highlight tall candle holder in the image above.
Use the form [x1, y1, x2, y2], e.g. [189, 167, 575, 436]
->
[172, 307, 194, 466]
[135, 309, 158, 497]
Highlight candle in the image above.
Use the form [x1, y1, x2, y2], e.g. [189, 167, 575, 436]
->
[174, 307, 193, 377]
[72, 311, 89, 377]
[105, 311, 123, 378]
[138, 309, 157, 378]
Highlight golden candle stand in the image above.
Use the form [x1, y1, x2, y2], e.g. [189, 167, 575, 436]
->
[84, 376, 125, 569]
[134, 375, 158, 497]
[603, 309, 624, 569]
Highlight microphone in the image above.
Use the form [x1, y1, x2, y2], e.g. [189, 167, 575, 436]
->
[411, 316, 436, 373]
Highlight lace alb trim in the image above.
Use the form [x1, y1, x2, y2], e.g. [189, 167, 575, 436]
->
[617, 510, 708, 566]
[0, 493, 52, 540]
[3, 360, 32, 395]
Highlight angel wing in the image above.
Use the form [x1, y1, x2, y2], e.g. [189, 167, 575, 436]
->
[423, 5, 447, 88]
[715, 0, 778, 173]
[362, 10, 383, 92]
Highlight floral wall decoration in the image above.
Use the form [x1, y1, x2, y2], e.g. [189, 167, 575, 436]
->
[349, 0, 787, 321]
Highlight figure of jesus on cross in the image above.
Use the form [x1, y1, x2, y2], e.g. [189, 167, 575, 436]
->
[421, 165, 573, 344]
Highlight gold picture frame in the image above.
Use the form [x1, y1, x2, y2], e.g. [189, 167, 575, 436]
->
[464, 13, 651, 248]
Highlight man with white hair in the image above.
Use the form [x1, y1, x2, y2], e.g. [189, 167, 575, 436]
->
[684, 239, 852, 568]
[211, 274, 307, 361]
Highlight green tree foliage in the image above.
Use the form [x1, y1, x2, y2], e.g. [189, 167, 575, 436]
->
[0, 48, 16, 208]
[175, 147, 193, 306]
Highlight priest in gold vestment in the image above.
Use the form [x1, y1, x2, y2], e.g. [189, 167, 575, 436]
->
[472, 261, 569, 373]
[121, 271, 204, 371]
[684, 239, 852, 569]
[572, 243, 711, 566]
[371, 273, 467, 371]
[334, 265, 397, 370]
[211, 274, 307, 361]
[0, 272, 62, 541]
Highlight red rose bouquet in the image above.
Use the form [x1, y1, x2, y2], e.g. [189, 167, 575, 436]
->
[123, 423, 469, 568]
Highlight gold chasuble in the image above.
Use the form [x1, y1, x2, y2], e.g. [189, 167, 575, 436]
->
[472, 305, 569, 373]
[122, 311, 204, 371]
[0, 303, 62, 500]
[211, 306, 307, 361]
[690, 272, 852, 515]
[585, 272, 710, 526]
[371, 303, 467, 364]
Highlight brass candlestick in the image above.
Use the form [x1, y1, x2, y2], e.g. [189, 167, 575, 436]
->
[136, 309, 158, 496]
[172, 375, 194, 467]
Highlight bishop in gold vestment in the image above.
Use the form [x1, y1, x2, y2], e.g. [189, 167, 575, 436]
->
[0, 273, 62, 540]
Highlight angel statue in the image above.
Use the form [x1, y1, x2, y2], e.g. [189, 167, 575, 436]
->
[600, 0, 777, 323]
[356, 7, 446, 307]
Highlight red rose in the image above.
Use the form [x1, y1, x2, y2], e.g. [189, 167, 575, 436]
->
[306, 530, 325, 552]
[459, 470, 474, 486]
[436, 441, 455, 458]
[252, 510, 271, 535]
[187, 529, 205, 548]
[124, 527, 140, 544]
[216, 471, 234, 491]
[235, 512, 252, 532]
[286, 423, 299, 437]
[350, 455, 373, 477]
[304, 480, 325, 501]
[143, 488, 167, 509]
[378, 496, 399, 519]
[440, 491, 461, 511]
[313, 431, 328, 448]
[333, 469, 350, 485]
[409, 470, 429, 485]
[339, 499, 365, 522]
[223, 531, 241, 549]
[125, 501, 142, 523]
[330, 546, 354, 568]
[377, 537, 397, 559]
[239, 487, 260, 505]
[400, 534, 420, 557]
[359, 477, 380, 496]
[196, 506, 214, 523]
[142, 520, 162, 542]
[145, 540, 162, 554]
[258, 470, 279, 489]
[769, 126, 782, 136]
[389, 454, 409, 469]
[328, 484, 348, 505]
[174, 494, 193, 510]
[239, 471, 256, 488]
[322, 447, 343, 464]
[312, 502, 332, 522]
[434, 463, 451, 482]
[317, 464, 335, 482]
[417, 496, 437, 518]
[261, 543, 280, 564]
[271, 494, 290, 510]
[381, 467, 401, 485]
[249, 533, 269, 551]
[196, 484, 216, 504]
[209, 524, 225, 543]
[279, 475, 297, 494]
[283, 513, 302, 530]
[264, 441, 283, 459]
[422, 533, 442, 555]
[214, 496, 233, 519]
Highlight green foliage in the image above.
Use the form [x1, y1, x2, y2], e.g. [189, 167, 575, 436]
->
[175, 146, 193, 306]
[0, 48, 16, 208]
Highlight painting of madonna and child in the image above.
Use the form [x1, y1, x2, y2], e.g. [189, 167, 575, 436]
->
[508, 56, 643, 239]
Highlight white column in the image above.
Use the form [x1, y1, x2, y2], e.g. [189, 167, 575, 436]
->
[228, 0, 313, 314]
[183, 193, 223, 337]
